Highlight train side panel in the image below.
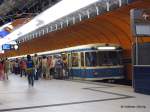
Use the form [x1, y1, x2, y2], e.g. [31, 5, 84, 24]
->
[70, 66, 124, 80]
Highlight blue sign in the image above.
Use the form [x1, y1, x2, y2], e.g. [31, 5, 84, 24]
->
[2, 44, 11, 50]
[0, 30, 10, 38]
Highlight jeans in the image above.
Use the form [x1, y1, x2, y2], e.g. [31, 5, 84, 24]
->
[28, 74, 34, 86]
[20, 69, 26, 77]
[27, 69, 34, 86]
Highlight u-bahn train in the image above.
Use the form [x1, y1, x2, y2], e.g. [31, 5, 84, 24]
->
[10, 43, 124, 80]
[38, 43, 124, 80]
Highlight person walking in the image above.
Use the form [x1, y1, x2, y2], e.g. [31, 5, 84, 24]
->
[26, 55, 35, 86]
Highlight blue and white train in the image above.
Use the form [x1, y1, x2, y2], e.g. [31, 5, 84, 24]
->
[41, 43, 124, 80]
[10, 43, 124, 80]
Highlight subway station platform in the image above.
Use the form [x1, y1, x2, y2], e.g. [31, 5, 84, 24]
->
[0, 75, 149, 112]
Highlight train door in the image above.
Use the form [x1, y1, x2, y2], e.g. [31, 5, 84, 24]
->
[67, 53, 73, 78]
[80, 52, 86, 79]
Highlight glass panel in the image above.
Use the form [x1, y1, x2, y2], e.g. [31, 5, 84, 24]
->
[109, 0, 119, 10]
[71, 53, 79, 67]
[85, 52, 97, 67]
[68, 53, 72, 67]
[108, 51, 119, 65]
[81, 52, 84, 67]
[68, 18, 74, 26]
[97, 51, 122, 66]
[96, 1, 107, 14]
[121, 0, 128, 5]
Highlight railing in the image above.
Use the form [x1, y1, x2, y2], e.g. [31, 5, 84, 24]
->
[17, 0, 133, 43]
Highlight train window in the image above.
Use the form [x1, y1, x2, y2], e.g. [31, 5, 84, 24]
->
[85, 52, 97, 67]
[81, 52, 84, 67]
[71, 53, 79, 67]
[61, 53, 67, 60]
[108, 51, 120, 65]
[97, 51, 122, 66]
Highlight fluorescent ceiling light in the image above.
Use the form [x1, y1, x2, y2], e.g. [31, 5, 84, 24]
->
[97, 47, 116, 50]
[0, 0, 99, 45]
[6, 41, 17, 45]
[0, 22, 12, 31]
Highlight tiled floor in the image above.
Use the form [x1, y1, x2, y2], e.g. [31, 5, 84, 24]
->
[0, 74, 149, 112]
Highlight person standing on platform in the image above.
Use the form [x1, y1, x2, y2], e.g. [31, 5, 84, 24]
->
[33, 54, 38, 80]
[37, 57, 42, 78]
[47, 56, 52, 79]
[20, 58, 27, 77]
[50, 56, 56, 79]
[62, 57, 68, 79]
[26, 55, 35, 86]
[0, 60, 5, 80]
[55, 56, 64, 79]
[15, 58, 19, 75]
[42, 55, 48, 79]
[4, 58, 9, 80]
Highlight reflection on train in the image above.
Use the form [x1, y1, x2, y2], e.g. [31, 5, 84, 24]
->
[46, 43, 124, 80]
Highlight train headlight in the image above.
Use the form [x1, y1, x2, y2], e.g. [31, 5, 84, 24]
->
[97, 47, 116, 50]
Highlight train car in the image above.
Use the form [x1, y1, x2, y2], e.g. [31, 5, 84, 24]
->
[38, 43, 124, 80]
[9, 43, 124, 80]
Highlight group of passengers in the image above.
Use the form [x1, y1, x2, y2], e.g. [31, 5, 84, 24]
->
[0, 54, 69, 86]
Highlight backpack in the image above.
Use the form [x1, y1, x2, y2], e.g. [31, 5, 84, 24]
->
[27, 60, 34, 68]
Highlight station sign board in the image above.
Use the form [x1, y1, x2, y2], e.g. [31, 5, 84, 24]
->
[130, 9, 150, 37]
[2, 44, 18, 50]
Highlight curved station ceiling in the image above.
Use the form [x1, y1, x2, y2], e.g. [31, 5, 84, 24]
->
[0, 0, 150, 58]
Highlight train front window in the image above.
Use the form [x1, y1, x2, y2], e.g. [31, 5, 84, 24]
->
[85, 52, 97, 67]
[71, 53, 79, 67]
[97, 51, 121, 66]
[81, 52, 84, 67]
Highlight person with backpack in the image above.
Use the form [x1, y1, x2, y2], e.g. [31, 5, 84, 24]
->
[26, 55, 35, 86]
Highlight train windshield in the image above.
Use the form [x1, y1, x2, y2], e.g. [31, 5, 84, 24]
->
[85, 51, 122, 67]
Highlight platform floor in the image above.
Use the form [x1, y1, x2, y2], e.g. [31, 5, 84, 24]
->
[0, 74, 149, 112]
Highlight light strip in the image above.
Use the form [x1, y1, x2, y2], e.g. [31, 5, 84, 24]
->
[97, 47, 116, 50]
[0, 0, 99, 45]
[0, 22, 12, 31]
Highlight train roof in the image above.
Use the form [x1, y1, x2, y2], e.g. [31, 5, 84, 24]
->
[8, 43, 121, 59]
